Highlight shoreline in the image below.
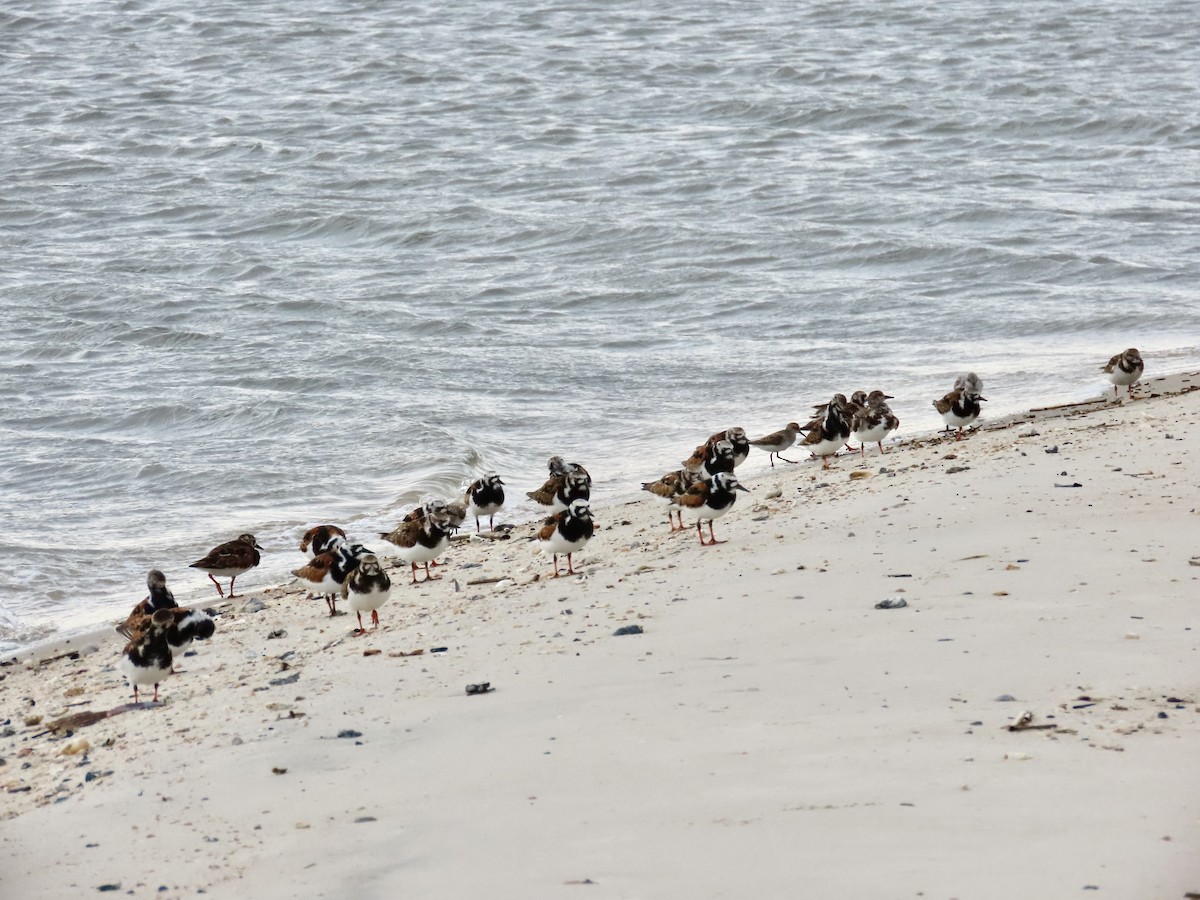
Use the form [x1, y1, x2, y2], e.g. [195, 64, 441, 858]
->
[2, 371, 1198, 898]
[6, 370, 1188, 665]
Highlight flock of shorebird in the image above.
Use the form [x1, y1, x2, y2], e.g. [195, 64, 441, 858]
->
[115, 349, 1144, 702]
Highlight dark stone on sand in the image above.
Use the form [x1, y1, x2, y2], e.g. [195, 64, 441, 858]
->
[354, 816, 377, 823]
[337, 729, 362, 739]
[268, 672, 300, 687]
[613, 625, 644, 636]
[97, 885, 120, 892]
[995, 694, 1017, 702]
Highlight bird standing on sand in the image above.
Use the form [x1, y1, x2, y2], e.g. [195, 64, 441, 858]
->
[670, 470, 749, 546]
[342, 553, 391, 634]
[537, 498, 595, 577]
[749, 422, 801, 467]
[1101, 348, 1143, 400]
[292, 542, 370, 615]
[801, 394, 853, 468]
[122, 570, 179, 625]
[381, 502, 456, 583]
[300, 524, 347, 559]
[850, 392, 900, 458]
[118, 609, 177, 703]
[641, 468, 703, 531]
[465, 473, 505, 532]
[934, 375, 986, 440]
[189, 533, 262, 598]
[527, 467, 591, 514]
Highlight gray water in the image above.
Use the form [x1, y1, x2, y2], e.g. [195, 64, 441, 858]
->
[3, 0, 1199, 648]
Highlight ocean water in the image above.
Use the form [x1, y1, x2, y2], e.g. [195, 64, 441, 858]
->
[3, 0, 1199, 649]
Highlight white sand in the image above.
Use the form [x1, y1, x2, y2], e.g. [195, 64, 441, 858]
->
[1, 374, 1198, 899]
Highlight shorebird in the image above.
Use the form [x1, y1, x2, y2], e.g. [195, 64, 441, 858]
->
[748, 422, 801, 467]
[801, 394, 853, 468]
[118, 609, 176, 703]
[381, 502, 456, 583]
[189, 533, 262, 598]
[850, 392, 900, 458]
[1101, 348, 1143, 400]
[537, 498, 595, 577]
[670, 471, 749, 546]
[527, 467, 591, 514]
[641, 467, 703, 531]
[934, 377, 986, 440]
[292, 542, 370, 615]
[118, 604, 216, 672]
[464, 473, 505, 532]
[300, 524, 347, 559]
[342, 553, 391, 633]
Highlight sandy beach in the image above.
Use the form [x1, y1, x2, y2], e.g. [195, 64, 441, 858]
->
[2, 374, 1198, 899]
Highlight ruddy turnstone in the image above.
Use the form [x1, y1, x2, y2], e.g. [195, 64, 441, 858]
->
[670, 470, 749, 546]
[342, 553, 391, 633]
[1101, 348, 1143, 399]
[748, 423, 801, 467]
[537, 498, 595, 577]
[934, 379, 986, 440]
[189, 533, 262, 598]
[292, 542, 369, 615]
[705, 428, 750, 468]
[117, 605, 216, 672]
[683, 437, 737, 480]
[118, 609, 175, 703]
[801, 394, 852, 468]
[641, 467, 703, 531]
[527, 467, 591, 514]
[850, 392, 900, 458]
[465, 473, 505, 532]
[381, 501, 456, 583]
[300, 524, 347, 559]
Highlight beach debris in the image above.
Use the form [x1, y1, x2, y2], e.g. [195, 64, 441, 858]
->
[268, 672, 300, 686]
[266, 629, 287, 640]
[240, 598, 268, 614]
[1002, 752, 1032, 761]
[1005, 711, 1056, 732]
[995, 694, 1017, 702]
[60, 738, 90, 756]
[354, 816, 377, 823]
[465, 682, 493, 695]
[1053, 482, 1082, 488]
[1044, 445, 1059, 454]
[849, 470, 871, 480]
[874, 597, 908, 610]
[764, 486, 783, 499]
[613, 625, 644, 636]
[272, 767, 287, 775]
[337, 730, 362, 739]
[97, 885, 121, 893]
[430, 646, 449, 653]
[362, 649, 381, 657]
[1188, 558, 1200, 567]
[945, 466, 970, 474]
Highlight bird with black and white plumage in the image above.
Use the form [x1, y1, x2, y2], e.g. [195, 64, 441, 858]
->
[464, 473, 505, 532]
[536, 498, 595, 577]
[641, 467, 704, 531]
[292, 542, 371, 615]
[117, 602, 216, 674]
[1101, 348, 1143, 400]
[850, 391, 900, 458]
[189, 533, 262, 598]
[670, 470, 750, 546]
[935, 374, 986, 440]
[748, 422, 802, 467]
[527, 466, 591, 514]
[300, 524, 347, 559]
[119, 609, 176, 703]
[801, 394, 853, 468]
[380, 501, 457, 583]
[342, 553, 391, 634]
